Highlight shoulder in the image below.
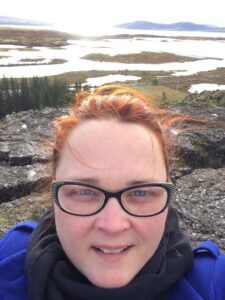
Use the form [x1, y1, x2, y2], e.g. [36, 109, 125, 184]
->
[169, 241, 225, 300]
[0, 221, 37, 258]
[0, 221, 37, 300]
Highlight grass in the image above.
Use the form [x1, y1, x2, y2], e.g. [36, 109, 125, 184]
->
[92, 33, 225, 42]
[159, 67, 225, 92]
[19, 58, 45, 63]
[0, 27, 224, 99]
[0, 47, 13, 52]
[0, 192, 51, 237]
[135, 84, 187, 105]
[50, 47, 66, 50]
[0, 55, 9, 59]
[0, 119, 5, 128]
[0, 58, 67, 67]
[81, 51, 200, 64]
[54, 70, 187, 105]
[54, 70, 171, 84]
[50, 58, 67, 64]
[18, 47, 39, 52]
[0, 46, 39, 52]
[0, 27, 76, 47]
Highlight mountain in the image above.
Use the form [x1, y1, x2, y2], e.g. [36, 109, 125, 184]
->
[116, 21, 225, 32]
[0, 16, 51, 26]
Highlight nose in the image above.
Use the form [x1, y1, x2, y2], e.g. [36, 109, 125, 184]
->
[94, 197, 130, 234]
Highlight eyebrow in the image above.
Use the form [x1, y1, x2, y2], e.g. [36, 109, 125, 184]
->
[127, 179, 166, 185]
[65, 177, 100, 185]
[64, 177, 166, 187]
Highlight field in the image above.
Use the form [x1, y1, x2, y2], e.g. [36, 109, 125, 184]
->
[54, 66, 225, 104]
[0, 27, 76, 47]
[136, 84, 187, 104]
[0, 27, 225, 103]
[81, 51, 200, 64]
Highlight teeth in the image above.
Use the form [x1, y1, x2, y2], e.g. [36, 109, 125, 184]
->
[96, 246, 129, 254]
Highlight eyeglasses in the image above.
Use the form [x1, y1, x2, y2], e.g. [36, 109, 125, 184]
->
[51, 181, 175, 217]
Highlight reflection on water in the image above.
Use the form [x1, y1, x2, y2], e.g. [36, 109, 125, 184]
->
[1, 25, 225, 79]
[85, 74, 140, 86]
[189, 83, 225, 93]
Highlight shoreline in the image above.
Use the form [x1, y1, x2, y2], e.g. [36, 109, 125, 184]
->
[0, 26, 225, 94]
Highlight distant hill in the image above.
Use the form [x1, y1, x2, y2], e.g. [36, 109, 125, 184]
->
[0, 16, 51, 26]
[116, 21, 225, 32]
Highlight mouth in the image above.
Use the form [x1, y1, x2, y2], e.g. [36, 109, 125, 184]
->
[92, 245, 131, 254]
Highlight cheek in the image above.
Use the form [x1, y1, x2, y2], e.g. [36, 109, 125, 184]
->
[54, 205, 89, 245]
[138, 211, 167, 248]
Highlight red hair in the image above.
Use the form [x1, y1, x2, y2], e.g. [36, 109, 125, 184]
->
[52, 84, 186, 177]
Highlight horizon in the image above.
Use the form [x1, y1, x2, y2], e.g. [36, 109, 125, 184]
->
[0, 0, 225, 35]
[1, 16, 225, 37]
[1, 15, 224, 28]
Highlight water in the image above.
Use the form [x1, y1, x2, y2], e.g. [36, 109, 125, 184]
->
[189, 83, 225, 93]
[85, 74, 140, 86]
[1, 25, 225, 81]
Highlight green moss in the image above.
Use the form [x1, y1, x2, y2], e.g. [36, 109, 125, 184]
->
[0, 119, 5, 128]
[0, 192, 51, 236]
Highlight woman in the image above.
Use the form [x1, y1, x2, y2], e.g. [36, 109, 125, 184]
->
[0, 85, 224, 299]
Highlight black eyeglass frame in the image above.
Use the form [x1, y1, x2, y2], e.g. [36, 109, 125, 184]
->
[51, 180, 175, 217]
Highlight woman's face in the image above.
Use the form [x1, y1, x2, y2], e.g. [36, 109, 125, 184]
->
[54, 119, 168, 288]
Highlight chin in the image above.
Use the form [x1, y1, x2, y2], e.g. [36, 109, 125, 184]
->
[90, 275, 132, 289]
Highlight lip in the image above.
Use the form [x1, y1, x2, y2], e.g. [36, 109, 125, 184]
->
[91, 245, 133, 261]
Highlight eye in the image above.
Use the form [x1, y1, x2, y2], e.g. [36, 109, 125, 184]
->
[132, 190, 149, 197]
[66, 188, 99, 198]
[57, 184, 105, 215]
[59, 185, 100, 199]
[124, 186, 165, 202]
[74, 189, 96, 195]
[128, 188, 157, 198]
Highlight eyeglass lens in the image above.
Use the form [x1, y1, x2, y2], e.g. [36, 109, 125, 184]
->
[57, 184, 168, 216]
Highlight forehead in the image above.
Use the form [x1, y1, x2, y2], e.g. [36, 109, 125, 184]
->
[55, 119, 167, 185]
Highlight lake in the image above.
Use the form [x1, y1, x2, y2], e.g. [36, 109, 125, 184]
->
[1, 25, 225, 90]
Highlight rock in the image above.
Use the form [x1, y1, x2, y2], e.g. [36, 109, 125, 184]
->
[0, 163, 52, 203]
[170, 167, 192, 180]
[181, 91, 225, 109]
[0, 141, 52, 166]
[169, 106, 225, 170]
[0, 167, 225, 252]
[175, 126, 225, 169]
[0, 107, 68, 202]
[0, 105, 224, 202]
[170, 101, 225, 122]
[3, 106, 69, 135]
[174, 168, 225, 251]
[0, 103, 225, 252]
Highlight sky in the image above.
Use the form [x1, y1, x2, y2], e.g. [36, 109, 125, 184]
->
[1, 0, 225, 34]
